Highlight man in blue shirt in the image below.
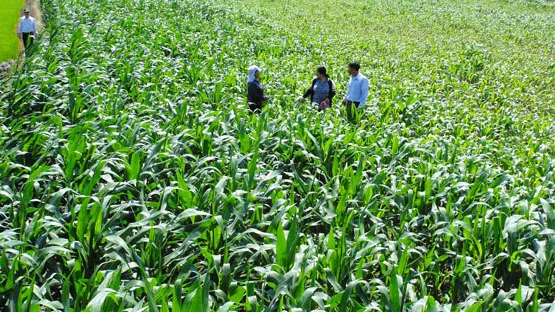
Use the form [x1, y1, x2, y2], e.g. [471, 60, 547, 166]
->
[343, 62, 369, 121]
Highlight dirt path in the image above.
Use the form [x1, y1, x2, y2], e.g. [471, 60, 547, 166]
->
[0, 0, 42, 76]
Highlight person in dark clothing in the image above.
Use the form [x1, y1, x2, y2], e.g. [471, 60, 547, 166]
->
[299, 66, 336, 111]
[247, 65, 269, 113]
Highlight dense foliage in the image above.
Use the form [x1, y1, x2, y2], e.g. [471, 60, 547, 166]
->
[0, 0, 554, 310]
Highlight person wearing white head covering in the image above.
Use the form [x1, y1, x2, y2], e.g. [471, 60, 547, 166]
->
[248, 65, 260, 83]
[247, 65, 269, 112]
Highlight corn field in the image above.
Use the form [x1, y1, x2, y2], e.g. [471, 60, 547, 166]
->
[0, 0, 554, 311]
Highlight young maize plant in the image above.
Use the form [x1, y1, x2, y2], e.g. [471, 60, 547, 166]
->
[0, 0, 554, 311]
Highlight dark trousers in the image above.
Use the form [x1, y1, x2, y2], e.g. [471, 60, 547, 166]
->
[345, 101, 360, 122]
[22, 32, 35, 49]
[248, 102, 263, 114]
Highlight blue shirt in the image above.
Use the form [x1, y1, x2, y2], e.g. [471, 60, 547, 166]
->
[345, 73, 369, 107]
[312, 79, 330, 104]
[18, 17, 37, 34]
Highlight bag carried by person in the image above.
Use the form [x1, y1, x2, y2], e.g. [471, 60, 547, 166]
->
[320, 98, 331, 110]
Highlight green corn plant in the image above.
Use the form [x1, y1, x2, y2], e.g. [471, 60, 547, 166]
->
[0, 0, 554, 310]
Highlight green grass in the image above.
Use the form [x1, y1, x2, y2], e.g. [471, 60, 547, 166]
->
[0, 0, 554, 310]
[0, 0, 24, 62]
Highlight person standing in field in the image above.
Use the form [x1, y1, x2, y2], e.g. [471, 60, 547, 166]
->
[343, 62, 369, 121]
[299, 66, 336, 111]
[17, 8, 37, 52]
[247, 65, 269, 113]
